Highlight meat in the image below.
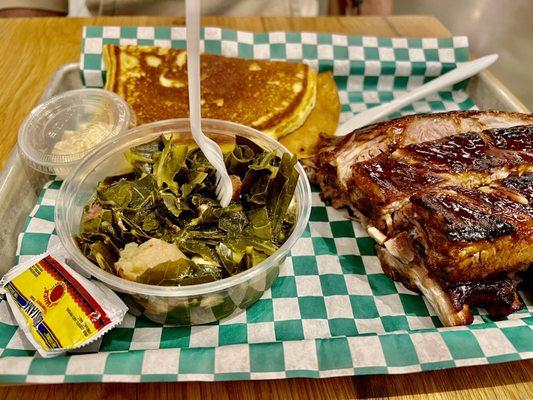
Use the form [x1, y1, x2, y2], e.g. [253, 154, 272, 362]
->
[350, 126, 533, 234]
[377, 244, 523, 326]
[409, 175, 533, 283]
[315, 110, 533, 193]
[380, 174, 532, 324]
[314, 110, 533, 326]
[376, 245, 473, 326]
[444, 275, 523, 319]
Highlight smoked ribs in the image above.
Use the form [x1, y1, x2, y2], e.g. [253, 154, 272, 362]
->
[314, 110, 533, 326]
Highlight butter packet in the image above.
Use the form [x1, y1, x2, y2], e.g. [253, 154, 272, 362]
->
[0, 246, 128, 358]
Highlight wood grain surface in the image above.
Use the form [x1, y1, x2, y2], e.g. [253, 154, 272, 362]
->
[0, 15, 531, 400]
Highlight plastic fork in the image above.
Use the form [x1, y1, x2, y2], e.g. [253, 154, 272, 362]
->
[334, 54, 499, 136]
[186, 0, 233, 207]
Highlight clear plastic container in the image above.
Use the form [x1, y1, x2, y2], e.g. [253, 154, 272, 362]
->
[55, 119, 311, 325]
[18, 89, 135, 178]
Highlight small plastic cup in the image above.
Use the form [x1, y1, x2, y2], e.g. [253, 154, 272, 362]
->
[18, 88, 135, 178]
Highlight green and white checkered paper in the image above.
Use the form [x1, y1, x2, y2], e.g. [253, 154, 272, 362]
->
[0, 27, 531, 383]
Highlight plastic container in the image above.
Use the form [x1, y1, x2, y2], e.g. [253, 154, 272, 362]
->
[55, 119, 312, 325]
[18, 89, 135, 178]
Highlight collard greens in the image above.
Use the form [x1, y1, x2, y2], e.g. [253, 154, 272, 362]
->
[75, 135, 299, 286]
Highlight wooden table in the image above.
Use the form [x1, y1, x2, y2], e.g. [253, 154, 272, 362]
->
[0, 15, 531, 400]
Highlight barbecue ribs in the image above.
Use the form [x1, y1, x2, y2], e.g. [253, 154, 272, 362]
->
[314, 110, 533, 326]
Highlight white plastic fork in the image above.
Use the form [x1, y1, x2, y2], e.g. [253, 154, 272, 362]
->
[186, 0, 233, 207]
[334, 54, 499, 136]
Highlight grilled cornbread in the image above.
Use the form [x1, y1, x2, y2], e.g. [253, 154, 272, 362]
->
[103, 44, 317, 139]
[280, 71, 340, 159]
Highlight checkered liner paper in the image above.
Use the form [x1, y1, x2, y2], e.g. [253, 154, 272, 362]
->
[0, 26, 531, 384]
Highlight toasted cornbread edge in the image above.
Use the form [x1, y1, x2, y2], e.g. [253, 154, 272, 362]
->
[261, 67, 318, 140]
[280, 71, 341, 159]
[103, 44, 116, 92]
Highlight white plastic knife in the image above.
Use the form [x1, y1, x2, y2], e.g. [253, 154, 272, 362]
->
[334, 53, 499, 136]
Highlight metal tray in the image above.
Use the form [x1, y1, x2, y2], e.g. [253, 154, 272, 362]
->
[0, 62, 529, 272]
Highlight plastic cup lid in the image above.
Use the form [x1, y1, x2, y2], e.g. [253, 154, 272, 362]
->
[17, 88, 135, 175]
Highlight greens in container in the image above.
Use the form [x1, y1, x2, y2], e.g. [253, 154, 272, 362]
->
[74, 134, 299, 287]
